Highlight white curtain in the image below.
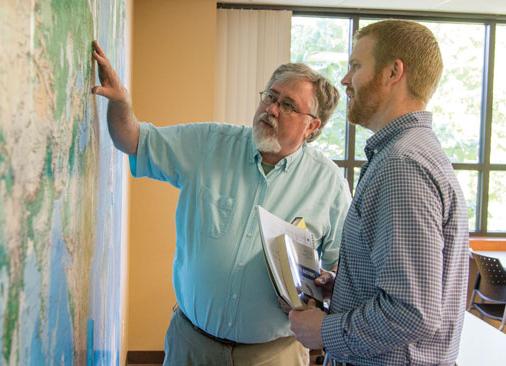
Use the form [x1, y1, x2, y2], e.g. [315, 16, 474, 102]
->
[215, 9, 292, 125]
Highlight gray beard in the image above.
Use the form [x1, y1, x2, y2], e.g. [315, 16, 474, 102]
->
[253, 124, 282, 154]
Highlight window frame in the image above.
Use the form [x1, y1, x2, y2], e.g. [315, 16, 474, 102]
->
[218, 3, 506, 236]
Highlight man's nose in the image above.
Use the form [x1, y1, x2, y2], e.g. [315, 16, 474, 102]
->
[266, 100, 280, 116]
[341, 72, 351, 86]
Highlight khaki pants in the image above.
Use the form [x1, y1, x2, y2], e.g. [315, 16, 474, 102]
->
[163, 309, 309, 366]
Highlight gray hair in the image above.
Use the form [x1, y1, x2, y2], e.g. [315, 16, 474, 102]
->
[265, 63, 339, 142]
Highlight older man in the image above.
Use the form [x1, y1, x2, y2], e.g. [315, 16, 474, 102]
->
[290, 20, 468, 366]
[92, 42, 351, 365]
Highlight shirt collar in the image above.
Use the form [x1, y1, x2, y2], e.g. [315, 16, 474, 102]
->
[249, 130, 305, 172]
[364, 111, 433, 161]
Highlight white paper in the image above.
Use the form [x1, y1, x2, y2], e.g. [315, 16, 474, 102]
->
[256, 206, 317, 307]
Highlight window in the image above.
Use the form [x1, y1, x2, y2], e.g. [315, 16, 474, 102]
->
[489, 25, 506, 232]
[291, 14, 506, 235]
[291, 16, 350, 160]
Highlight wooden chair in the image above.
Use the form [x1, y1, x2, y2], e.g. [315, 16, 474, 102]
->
[468, 252, 506, 331]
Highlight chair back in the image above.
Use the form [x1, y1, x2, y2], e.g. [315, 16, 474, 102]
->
[472, 253, 506, 301]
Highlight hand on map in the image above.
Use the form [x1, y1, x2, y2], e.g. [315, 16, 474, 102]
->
[91, 40, 129, 104]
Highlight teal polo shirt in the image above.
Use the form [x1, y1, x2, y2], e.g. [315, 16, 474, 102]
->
[130, 122, 351, 343]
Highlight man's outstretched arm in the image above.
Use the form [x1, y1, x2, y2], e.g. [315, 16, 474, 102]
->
[92, 40, 139, 155]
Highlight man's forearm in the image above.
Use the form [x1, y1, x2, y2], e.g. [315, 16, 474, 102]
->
[107, 99, 140, 155]
[322, 293, 438, 359]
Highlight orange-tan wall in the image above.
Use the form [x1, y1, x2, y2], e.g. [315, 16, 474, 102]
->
[128, 0, 217, 350]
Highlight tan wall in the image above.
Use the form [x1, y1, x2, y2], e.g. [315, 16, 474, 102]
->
[128, 0, 217, 350]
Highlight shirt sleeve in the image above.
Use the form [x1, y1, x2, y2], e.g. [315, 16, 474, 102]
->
[319, 174, 352, 270]
[322, 157, 445, 358]
[129, 122, 211, 187]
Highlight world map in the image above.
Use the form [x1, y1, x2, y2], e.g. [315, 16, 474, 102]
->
[0, 0, 125, 364]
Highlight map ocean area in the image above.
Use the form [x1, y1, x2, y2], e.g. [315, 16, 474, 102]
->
[256, 206, 323, 310]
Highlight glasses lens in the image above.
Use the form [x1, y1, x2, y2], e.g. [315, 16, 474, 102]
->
[260, 91, 271, 104]
[280, 100, 296, 114]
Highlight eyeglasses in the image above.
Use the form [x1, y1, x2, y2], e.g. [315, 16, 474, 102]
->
[259, 90, 317, 119]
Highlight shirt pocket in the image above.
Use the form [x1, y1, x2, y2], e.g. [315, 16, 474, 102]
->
[200, 185, 235, 238]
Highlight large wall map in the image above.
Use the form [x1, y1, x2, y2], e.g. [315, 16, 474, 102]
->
[0, 0, 125, 364]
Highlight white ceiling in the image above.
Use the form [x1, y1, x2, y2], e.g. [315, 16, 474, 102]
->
[220, 0, 506, 15]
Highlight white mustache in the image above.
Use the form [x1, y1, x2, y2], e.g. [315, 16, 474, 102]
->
[259, 113, 278, 129]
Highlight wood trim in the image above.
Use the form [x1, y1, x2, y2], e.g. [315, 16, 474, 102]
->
[469, 238, 506, 251]
[126, 351, 164, 364]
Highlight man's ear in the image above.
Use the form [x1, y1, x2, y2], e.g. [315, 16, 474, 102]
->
[307, 118, 321, 137]
[388, 59, 405, 84]
[304, 118, 321, 141]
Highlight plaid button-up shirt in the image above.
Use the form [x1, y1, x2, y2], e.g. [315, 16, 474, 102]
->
[322, 112, 469, 365]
